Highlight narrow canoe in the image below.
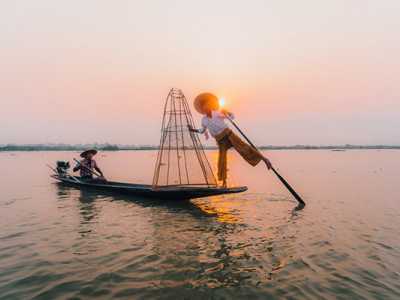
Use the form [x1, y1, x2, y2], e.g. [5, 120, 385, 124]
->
[51, 175, 247, 200]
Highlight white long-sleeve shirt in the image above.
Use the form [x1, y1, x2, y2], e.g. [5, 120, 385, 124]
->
[197, 110, 235, 138]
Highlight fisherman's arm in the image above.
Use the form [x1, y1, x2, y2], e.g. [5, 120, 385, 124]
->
[73, 159, 86, 172]
[73, 161, 83, 172]
[93, 161, 104, 177]
[94, 166, 104, 177]
[187, 124, 207, 133]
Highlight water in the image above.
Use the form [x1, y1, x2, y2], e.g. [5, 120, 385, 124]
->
[0, 150, 399, 299]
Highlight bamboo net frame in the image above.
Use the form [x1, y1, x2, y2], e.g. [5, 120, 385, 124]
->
[152, 88, 218, 190]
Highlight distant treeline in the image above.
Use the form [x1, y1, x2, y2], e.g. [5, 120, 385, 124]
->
[258, 145, 400, 150]
[0, 143, 156, 151]
[1, 143, 400, 151]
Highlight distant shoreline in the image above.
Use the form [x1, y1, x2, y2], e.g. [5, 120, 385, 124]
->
[1, 144, 399, 151]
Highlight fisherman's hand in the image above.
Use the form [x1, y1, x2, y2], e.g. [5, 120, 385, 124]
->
[187, 125, 195, 132]
[221, 109, 230, 115]
[263, 157, 272, 170]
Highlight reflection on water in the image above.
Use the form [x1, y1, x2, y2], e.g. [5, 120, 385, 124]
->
[50, 178, 306, 298]
[0, 150, 399, 299]
[195, 196, 242, 223]
[76, 189, 100, 225]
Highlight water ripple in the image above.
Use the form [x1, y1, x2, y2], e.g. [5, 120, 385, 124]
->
[1, 150, 400, 299]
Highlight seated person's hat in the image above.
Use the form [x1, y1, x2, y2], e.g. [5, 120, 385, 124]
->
[80, 149, 97, 158]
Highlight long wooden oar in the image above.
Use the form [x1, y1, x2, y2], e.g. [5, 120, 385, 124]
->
[225, 114, 305, 205]
[73, 158, 101, 177]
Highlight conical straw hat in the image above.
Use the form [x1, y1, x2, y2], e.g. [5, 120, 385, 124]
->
[194, 93, 219, 114]
[80, 149, 97, 158]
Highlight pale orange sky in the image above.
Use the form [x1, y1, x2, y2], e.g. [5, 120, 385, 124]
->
[1, 1, 399, 146]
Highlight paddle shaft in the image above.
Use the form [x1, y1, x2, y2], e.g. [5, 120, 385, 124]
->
[47, 163, 80, 182]
[225, 114, 305, 205]
[65, 169, 81, 182]
[46, 163, 57, 173]
[73, 158, 101, 177]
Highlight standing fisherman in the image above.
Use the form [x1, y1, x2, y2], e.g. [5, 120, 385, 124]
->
[73, 149, 107, 184]
[188, 93, 272, 188]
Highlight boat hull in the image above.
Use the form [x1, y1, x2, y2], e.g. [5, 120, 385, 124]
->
[51, 175, 247, 200]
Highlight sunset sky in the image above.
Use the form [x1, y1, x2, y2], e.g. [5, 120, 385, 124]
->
[1, 1, 399, 146]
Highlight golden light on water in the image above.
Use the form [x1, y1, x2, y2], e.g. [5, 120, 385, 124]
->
[195, 197, 241, 223]
[188, 151, 240, 223]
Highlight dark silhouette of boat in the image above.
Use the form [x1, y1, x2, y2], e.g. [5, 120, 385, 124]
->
[50, 174, 247, 201]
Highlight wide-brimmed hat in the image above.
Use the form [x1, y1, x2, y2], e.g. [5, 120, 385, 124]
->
[194, 93, 219, 114]
[80, 149, 97, 158]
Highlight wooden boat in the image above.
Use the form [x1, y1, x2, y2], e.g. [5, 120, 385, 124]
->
[51, 174, 247, 201]
[50, 89, 250, 201]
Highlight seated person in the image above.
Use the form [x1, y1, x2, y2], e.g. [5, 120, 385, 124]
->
[73, 149, 107, 184]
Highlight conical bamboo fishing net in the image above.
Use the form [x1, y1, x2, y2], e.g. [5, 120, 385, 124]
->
[152, 88, 218, 190]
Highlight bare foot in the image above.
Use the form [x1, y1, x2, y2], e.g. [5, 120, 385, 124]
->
[263, 157, 272, 170]
[220, 180, 227, 189]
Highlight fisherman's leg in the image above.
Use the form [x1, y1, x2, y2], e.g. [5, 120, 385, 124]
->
[91, 177, 108, 185]
[81, 176, 92, 183]
[217, 140, 232, 187]
[229, 132, 264, 166]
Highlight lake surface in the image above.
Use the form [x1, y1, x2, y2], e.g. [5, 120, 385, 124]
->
[0, 150, 399, 299]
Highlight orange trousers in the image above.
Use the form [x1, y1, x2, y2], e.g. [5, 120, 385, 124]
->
[216, 128, 263, 181]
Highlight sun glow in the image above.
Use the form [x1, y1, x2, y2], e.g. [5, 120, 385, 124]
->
[219, 98, 226, 107]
